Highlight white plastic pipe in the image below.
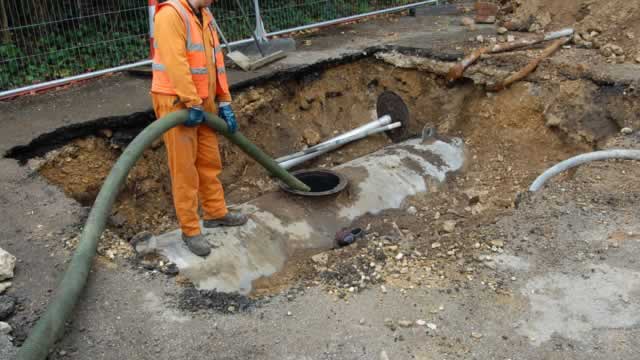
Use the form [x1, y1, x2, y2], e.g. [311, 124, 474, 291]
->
[276, 115, 392, 163]
[544, 28, 574, 40]
[279, 122, 401, 169]
[529, 149, 640, 192]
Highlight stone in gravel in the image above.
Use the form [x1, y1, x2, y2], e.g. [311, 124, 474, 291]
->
[0, 248, 16, 281]
[0, 322, 10, 335]
[572, 33, 583, 44]
[442, 221, 457, 233]
[497, 27, 508, 35]
[507, 35, 515, 42]
[490, 240, 504, 248]
[0, 296, 16, 320]
[600, 47, 613, 57]
[461, 17, 476, 30]
[303, 129, 321, 145]
[398, 320, 413, 328]
[109, 213, 126, 227]
[359, 318, 366, 325]
[476, 35, 484, 43]
[384, 318, 394, 328]
[380, 350, 390, 360]
[621, 127, 633, 135]
[471, 332, 483, 339]
[286, 311, 292, 316]
[416, 319, 427, 326]
[635, 55, 640, 64]
[395, 253, 404, 260]
[380, 285, 388, 293]
[0, 283, 10, 295]
[427, 323, 438, 330]
[611, 45, 625, 56]
[406, 206, 417, 215]
[311, 252, 329, 266]
[432, 242, 441, 249]
[484, 262, 497, 270]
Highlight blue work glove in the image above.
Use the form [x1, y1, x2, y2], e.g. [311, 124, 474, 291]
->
[218, 103, 238, 133]
[185, 105, 204, 127]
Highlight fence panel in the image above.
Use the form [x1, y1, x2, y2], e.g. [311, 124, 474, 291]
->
[0, 0, 148, 92]
[1, 0, 435, 96]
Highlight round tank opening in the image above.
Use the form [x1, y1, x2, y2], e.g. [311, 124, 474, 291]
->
[280, 169, 348, 196]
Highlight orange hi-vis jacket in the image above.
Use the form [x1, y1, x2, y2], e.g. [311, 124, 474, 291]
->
[151, 0, 231, 107]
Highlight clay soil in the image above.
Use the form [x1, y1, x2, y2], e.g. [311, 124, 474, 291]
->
[499, 0, 640, 62]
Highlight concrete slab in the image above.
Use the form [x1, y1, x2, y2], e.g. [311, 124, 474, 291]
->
[138, 136, 465, 294]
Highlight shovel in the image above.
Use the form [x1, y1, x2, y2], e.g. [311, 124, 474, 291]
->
[231, 0, 286, 70]
[211, 18, 253, 71]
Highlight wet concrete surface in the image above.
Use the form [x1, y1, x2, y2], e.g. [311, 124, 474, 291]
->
[139, 137, 464, 294]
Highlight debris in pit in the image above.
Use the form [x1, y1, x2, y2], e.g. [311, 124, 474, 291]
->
[474, 1, 497, 24]
[0, 283, 11, 295]
[0, 247, 16, 281]
[311, 252, 329, 267]
[302, 128, 321, 145]
[318, 234, 387, 297]
[487, 37, 571, 92]
[0, 295, 16, 321]
[442, 220, 457, 233]
[176, 287, 258, 314]
[0, 322, 11, 335]
[460, 17, 476, 31]
[138, 253, 179, 276]
[397, 320, 413, 328]
[64, 229, 135, 260]
[335, 227, 364, 248]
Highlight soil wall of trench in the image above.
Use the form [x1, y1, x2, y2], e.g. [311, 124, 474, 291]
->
[7, 54, 640, 243]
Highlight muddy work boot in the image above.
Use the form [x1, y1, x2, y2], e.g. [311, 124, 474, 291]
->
[181, 233, 211, 257]
[203, 212, 249, 228]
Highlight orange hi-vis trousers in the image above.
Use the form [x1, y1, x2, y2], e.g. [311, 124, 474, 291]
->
[152, 93, 228, 236]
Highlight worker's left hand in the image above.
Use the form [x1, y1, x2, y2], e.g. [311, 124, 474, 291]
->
[218, 103, 238, 134]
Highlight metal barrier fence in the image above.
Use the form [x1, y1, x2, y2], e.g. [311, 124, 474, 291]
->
[0, 0, 149, 92]
[0, 0, 438, 98]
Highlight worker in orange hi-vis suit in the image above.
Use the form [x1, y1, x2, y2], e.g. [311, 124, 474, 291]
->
[151, 0, 247, 257]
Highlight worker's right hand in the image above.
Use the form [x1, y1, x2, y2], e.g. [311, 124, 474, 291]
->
[184, 105, 204, 127]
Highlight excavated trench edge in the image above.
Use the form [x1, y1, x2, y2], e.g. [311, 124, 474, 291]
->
[4, 45, 459, 163]
[5, 43, 635, 162]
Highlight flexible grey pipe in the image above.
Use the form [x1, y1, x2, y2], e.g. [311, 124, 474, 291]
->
[529, 149, 640, 192]
[17, 111, 308, 360]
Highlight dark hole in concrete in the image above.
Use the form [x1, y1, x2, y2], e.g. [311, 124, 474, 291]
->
[280, 169, 348, 196]
[297, 171, 340, 192]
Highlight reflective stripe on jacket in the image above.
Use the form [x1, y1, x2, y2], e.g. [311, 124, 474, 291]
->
[151, 0, 231, 105]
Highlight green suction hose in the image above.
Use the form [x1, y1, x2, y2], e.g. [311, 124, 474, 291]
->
[17, 110, 309, 360]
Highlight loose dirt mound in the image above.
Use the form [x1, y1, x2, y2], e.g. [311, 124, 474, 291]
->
[500, 0, 640, 62]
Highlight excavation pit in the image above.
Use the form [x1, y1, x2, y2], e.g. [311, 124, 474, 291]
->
[6, 50, 639, 296]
